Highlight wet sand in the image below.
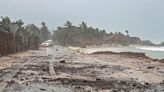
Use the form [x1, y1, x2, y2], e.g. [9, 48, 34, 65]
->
[0, 46, 163, 92]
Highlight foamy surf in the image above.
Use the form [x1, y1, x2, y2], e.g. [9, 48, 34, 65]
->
[136, 47, 164, 52]
[69, 46, 164, 59]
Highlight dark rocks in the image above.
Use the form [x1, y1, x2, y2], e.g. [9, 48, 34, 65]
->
[20, 78, 24, 81]
[30, 73, 34, 75]
[147, 66, 155, 69]
[96, 78, 101, 81]
[100, 65, 107, 69]
[39, 88, 46, 91]
[59, 60, 66, 63]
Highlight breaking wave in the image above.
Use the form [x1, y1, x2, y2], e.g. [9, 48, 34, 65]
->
[136, 46, 164, 52]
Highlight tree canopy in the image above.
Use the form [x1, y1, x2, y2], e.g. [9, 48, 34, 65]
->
[52, 21, 155, 47]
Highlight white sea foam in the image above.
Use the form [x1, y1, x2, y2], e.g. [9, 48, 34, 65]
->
[136, 46, 164, 52]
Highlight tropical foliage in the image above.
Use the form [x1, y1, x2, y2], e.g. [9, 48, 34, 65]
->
[52, 21, 150, 47]
[0, 16, 50, 56]
[52, 21, 108, 47]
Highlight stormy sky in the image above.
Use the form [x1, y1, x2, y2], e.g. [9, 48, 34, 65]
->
[0, 0, 164, 43]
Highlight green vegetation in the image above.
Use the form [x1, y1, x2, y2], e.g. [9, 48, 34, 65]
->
[0, 16, 50, 56]
[52, 21, 153, 47]
[52, 21, 108, 47]
[0, 16, 11, 31]
[0, 16, 155, 56]
[40, 22, 50, 42]
[160, 42, 164, 46]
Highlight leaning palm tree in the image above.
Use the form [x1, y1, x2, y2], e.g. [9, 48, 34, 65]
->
[80, 22, 87, 30]
[16, 19, 24, 29]
[125, 30, 129, 37]
[64, 21, 72, 28]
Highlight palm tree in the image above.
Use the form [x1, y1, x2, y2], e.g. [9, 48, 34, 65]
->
[80, 22, 87, 30]
[64, 21, 72, 28]
[26, 24, 41, 49]
[1, 16, 11, 31]
[16, 19, 24, 29]
[109, 32, 113, 36]
[40, 22, 50, 42]
[125, 30, 129, 37]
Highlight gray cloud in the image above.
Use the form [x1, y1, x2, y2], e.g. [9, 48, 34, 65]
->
[0, 0, 164, 43]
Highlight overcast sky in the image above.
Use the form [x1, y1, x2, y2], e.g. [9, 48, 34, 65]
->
[0, 0, 164, 43]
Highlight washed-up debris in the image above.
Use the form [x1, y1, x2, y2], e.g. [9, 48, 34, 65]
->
[147, 66, 155, 69]
[6, 80, 16, 88]
[0, 46, 164, 92]
[40, 88, 46, 91]
[60, 60, 66, 63]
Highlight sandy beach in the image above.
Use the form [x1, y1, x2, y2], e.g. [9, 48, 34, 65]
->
[0, 46, 163, 92]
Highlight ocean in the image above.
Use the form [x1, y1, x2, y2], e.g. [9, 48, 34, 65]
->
[135, 46, 164, 59]
[84, 46, 164, 59]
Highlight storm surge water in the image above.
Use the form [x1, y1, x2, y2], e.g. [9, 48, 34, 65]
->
[134, 46, 164, 59]
[84, 46, 164, 59]
[136, 46, 164, 52]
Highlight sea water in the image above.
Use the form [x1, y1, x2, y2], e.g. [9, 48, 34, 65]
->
[135, 46, 164, 59]
[85, 46, 164, 59]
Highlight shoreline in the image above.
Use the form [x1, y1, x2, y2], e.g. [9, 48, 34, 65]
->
[0, 46, 164, 92]
[69, 46, 164, 60]
[90, 51, 164, 63]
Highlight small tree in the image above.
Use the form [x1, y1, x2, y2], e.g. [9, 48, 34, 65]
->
[64, 21, 72, 28]
[16, 19, 24, 29]
[125, 30, 129, 37]
[80, 22, 87, 30]
[1, 16, 11, 31]
[40, 22, 50, 42]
